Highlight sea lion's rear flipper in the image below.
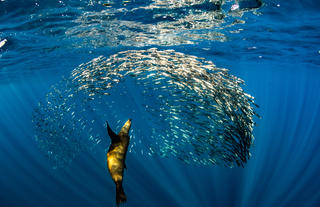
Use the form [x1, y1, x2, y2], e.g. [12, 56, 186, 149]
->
[115, 181, 126, 206]
[107, 121, 120, 144]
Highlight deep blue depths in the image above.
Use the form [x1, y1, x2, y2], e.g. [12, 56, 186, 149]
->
[1, 0, 320, 207]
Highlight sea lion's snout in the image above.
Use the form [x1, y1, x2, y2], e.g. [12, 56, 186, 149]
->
[125, 118, 132, 125]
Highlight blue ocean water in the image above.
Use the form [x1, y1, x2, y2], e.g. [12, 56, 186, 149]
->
[1, 0, 320, 206]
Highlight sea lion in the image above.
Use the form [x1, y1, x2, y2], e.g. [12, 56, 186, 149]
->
[106, 119, 132, 206]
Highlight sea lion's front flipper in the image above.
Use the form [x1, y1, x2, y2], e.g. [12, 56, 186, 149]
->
[107, 121, 120, 144]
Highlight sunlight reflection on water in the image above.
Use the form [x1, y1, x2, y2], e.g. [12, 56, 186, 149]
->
[66, 0, 261, 47]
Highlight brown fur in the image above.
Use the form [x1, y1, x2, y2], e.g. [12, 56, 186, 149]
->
[106, 119, 131, 206]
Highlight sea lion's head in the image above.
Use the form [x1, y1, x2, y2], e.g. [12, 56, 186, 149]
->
[120, 119, 132, 135]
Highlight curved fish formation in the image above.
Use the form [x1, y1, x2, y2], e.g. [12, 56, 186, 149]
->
[33, 48, 258, 168]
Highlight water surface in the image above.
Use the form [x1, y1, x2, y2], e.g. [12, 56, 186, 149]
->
[1, 0, 320, 206]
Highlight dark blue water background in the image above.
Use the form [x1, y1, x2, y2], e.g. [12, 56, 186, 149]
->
[1, 0, 320, 206]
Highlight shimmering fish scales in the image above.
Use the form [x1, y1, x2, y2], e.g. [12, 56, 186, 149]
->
[106, 119, 132, 206]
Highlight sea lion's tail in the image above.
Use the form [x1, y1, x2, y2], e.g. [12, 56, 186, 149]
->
[116, 181, 126, 206]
